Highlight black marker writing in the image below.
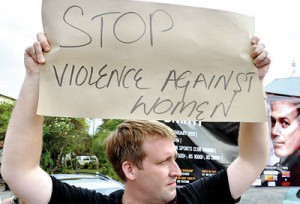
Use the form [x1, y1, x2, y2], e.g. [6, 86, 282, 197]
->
[61, 5, 92, 48]
[52, 63, 149, 89]
[60, 5, 174, 48]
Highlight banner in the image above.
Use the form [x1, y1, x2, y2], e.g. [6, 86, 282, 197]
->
[163, 120, 240, 185]
[262, 94, 300, 186]
[39, 0, 267, 122]
[165, 106, 300, 186]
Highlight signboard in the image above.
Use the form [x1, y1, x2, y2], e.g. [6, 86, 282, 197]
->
[165, 106, 300, 186]
[163, 120, 239, 185]
[39, 0, 267, 122]
[262, 94, 300, 186]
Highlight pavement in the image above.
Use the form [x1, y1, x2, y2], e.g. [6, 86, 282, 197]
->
[240, 186, 289, 204]
[0, 182, 299, 203]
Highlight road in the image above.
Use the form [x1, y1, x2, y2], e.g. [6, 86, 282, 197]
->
[240, 187, 289, 204]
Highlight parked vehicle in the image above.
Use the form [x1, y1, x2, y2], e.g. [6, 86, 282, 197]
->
[283, 188, 300, 204]
[52, 173, 124, 195]
[76, 155, 99, 168]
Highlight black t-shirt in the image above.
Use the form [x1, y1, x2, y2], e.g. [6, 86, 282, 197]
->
[49, 169, 240, 204]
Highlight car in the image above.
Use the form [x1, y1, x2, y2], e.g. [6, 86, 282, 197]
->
[76, 155, 99, 168]
[283, 187, 300, 204]
[52, 173, 124, 195]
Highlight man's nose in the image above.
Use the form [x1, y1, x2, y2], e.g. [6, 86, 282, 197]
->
[271, 122, 280, 138]
[170, 160, 182, 177]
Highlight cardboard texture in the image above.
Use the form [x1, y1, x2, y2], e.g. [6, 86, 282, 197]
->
[39, 0, 267, 122]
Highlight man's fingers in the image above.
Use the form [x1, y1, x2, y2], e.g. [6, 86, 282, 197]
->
[251, 36, 260, 46]
[256, 54, 271, 68]
[25, 45, 35, 58]
[251, 43, 265, 58]
[253, 49, 268, 66]
[24, 44, 39, 63]
[36, 32, 50, 52]
[33, 41, 45, 64]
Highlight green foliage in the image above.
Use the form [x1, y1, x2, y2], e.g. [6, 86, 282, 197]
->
[0, 101, 14, 141]
[0, 101, 123, 179]
[41, 117, 91, 172]
[92, 119, 124, 181]
[41, 150, 54, 172]
[97, 119, 124, 132]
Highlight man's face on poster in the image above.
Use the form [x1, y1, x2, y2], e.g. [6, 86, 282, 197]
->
[271, 99, 300, 157]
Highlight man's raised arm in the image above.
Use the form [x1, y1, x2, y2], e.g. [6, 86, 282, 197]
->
[227, 36, 271, 199]
[1, 33, 53, 204]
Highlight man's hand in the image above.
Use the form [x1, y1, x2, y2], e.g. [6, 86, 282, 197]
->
[24, 32, 50, 76]
[251, 36, 271, 80]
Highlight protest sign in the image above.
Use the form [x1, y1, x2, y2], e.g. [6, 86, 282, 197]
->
[39, 0, 267, 122]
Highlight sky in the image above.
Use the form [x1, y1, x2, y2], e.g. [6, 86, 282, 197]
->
[0, 0, 299, 99]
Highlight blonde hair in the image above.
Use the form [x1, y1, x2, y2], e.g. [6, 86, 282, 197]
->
[105, 120, 175, 181]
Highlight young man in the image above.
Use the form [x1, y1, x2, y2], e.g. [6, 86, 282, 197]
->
[1, 32, 271, 204]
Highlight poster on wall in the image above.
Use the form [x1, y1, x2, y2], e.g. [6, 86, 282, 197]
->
[162, 120, 240, 186]
[164, 99, 300, 187]
[261, 94, 300, 187]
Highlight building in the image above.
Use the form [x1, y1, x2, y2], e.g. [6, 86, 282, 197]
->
[265, 77, 300, 97]
[0, 93, 15, 103]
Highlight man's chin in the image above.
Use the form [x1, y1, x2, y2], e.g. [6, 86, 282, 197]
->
[163, 189, 177, 202]
[275, 149, 289, 157]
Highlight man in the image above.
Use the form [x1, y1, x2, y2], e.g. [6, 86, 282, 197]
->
[270, 98, 300, 186]
[1, 32, 270, 203]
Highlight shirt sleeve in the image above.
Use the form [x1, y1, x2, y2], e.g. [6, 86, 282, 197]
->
[176, 169, 240, 204]
[49, 175, 111, 204]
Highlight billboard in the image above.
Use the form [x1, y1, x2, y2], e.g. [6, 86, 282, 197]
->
[164, 95, 300, 187]
[262, 94, 300, 186]
[163, 120, 240, 186]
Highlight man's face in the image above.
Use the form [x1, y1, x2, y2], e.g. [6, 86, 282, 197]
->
[271, 100, 300, 157]
[133, 136, 181, 203]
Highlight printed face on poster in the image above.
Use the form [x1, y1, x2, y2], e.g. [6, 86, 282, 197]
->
[264, 95, 300, 187]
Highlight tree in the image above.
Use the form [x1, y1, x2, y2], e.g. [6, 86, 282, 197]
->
[42, 117, 90, 172]
[0, 101, 96, 173]
[0, 101, 14, 141]
[92, 119, 124, 180]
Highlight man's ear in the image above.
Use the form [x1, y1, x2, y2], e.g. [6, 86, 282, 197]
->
[122, 161, 136, 180]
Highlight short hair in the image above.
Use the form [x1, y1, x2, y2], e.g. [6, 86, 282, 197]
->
[105, 120, 176, 181]
[269, 95, 300, 122]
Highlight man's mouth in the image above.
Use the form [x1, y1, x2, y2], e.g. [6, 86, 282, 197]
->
[167, 181, 177, 187]
[273, 141, 285, 148]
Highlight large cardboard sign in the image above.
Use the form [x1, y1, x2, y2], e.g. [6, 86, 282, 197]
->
[39, 0, 267, 122]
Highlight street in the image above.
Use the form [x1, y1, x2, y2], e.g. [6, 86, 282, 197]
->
[240, 187, 289, 204]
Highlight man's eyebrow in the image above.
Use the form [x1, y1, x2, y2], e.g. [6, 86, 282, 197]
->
[279, 117, 291, 122]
